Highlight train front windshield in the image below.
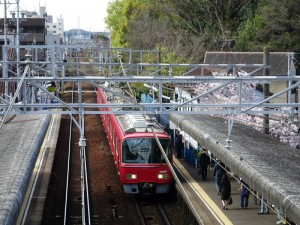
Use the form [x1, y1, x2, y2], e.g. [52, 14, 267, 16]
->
[122, 138, 172, 164]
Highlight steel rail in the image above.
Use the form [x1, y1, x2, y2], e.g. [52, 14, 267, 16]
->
[156, 202, 171, 225]
[151, 127, 204, 225]
[63, 82, 75, 225]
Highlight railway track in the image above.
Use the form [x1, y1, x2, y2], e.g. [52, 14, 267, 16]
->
[27, 47, 190, 225]
[134, 194, 172, 225]
[64, 81, 91, 224]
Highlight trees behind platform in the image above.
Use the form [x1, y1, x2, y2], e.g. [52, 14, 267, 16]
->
[105, 0, 300, 63]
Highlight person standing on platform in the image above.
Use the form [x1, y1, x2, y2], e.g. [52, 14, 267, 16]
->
[199, 148, 210, 181]
[214, 160, 225, 193]
[219, 173, 231, 210]
[164, 124, 171, 137]
[258, 195, 269, 214]
[175, 130, 183, 159]
[239, 178, 250, 208]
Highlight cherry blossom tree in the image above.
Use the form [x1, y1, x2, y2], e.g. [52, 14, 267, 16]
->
[192, 70, 300, 149]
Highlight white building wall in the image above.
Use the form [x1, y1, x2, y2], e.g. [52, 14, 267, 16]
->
[39, 6, 47, 17]
[45, 35, 60, 45]
[46, 15, 64, 39]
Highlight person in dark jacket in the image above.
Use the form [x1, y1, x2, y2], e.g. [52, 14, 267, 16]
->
[219, 173, 231, 210]
[240, 178, 250, 208]
[213, 160, 225, 193]
[175, 130, 183, 159]
[163, 124, 172, 136]
[199, 148, 210, 180]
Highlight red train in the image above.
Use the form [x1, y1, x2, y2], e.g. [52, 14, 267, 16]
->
[97, 87, 174, 194]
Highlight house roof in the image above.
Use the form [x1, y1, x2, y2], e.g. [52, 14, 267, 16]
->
[204, 51, 293, 76]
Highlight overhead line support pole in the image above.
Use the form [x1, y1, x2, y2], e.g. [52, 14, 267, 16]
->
[263, 47, 270, 135]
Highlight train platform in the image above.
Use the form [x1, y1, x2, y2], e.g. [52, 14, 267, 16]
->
[174, 157, 280, 225]
[0, 114, 50, 225]
[16, 114, 61, 225]
[170, 114, 300, 224]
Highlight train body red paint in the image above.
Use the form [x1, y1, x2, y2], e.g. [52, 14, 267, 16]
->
[97, 87, 174, 194]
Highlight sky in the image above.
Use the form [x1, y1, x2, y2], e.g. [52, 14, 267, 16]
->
[1, 0, 112, 32]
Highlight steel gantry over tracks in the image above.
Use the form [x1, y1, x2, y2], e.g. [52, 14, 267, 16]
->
[0, 45, 300, 135]
[1, 45, 300, 115]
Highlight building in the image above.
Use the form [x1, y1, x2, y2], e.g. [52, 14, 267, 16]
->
[46, 15, 64, 42]
[24, 6, 64, 43]
[0, 17, 46, 45]
[0, 17, 46, 60]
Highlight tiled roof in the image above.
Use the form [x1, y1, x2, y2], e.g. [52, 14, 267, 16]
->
[204, 52, 291, 76]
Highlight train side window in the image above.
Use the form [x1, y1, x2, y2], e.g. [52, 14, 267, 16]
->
[115, 137, 119, 157]
[109, 119, 112, 136]
[111, 129, 114, 143]
[113, 129, 116, 146]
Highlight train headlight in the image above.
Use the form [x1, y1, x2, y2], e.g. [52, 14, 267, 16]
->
[126, 174, 137, 179]
[158, 173, 169, 179]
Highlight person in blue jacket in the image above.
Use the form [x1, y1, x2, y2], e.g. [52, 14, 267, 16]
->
[239, 178, 250, 208]
[213, 159, 225, 193]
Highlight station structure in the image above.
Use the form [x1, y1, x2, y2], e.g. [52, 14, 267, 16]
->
[0, 44, 299, 136]
[0, 43, 300, 224]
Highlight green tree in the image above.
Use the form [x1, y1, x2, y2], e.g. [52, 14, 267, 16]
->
[235, 0, 300, 51]
[105, 0, 128, 47]
[105, 0, 149, 48]
[158, 0, 258, 51]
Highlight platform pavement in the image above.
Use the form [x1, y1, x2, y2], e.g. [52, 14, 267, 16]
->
[175, 158, 282, 225]
[16, 114, 61, 225]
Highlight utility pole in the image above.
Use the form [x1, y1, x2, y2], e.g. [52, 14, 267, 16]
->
[263, 47, 270, 135]
[3, 0, 7, 46]
[3, 0, 8, 99]
[16, 0, 20, 77]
